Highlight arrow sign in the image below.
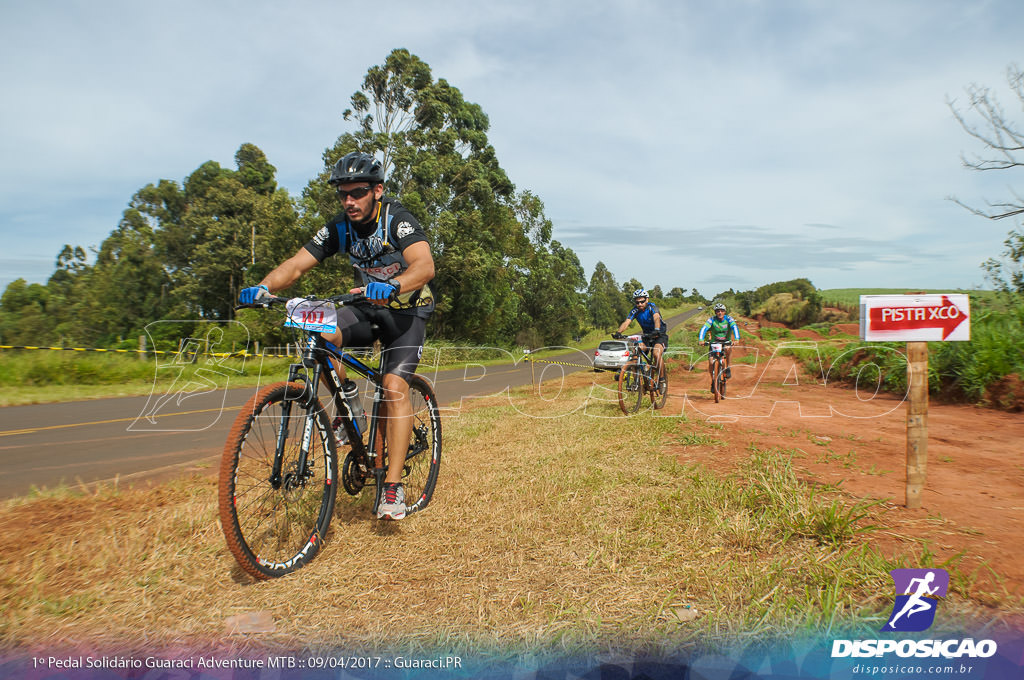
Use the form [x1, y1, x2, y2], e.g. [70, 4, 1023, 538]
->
[860, 294, 971, 342]
[869, 295, 968, 339]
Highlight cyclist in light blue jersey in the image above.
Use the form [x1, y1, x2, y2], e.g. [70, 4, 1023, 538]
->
[698, 303, 741, 379]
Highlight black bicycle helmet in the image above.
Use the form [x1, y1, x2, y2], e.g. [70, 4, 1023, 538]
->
[328, 152, 384, 185]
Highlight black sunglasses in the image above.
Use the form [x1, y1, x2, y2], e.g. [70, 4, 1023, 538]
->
[335, 185, 373, 200]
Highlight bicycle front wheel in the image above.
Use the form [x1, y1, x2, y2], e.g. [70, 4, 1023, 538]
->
[218, 382, 338, 579]
[618, 363, 644, 414]
[711, 361, 721, 403]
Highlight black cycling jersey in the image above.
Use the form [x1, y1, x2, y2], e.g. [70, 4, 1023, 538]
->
[304, 196, 435, 318]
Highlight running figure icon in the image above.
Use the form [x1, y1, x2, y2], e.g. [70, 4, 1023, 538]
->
[881, 568, 949, 632]
[887, 572, 938, 628]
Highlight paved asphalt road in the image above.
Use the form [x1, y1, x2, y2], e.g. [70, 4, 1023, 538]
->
[0, 309, 701, 499]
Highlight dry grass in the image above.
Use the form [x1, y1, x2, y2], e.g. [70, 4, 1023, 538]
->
[0, 374, 1017, 662]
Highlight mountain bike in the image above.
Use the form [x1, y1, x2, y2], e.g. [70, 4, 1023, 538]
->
[218, 293, 441, 579]
[614, 332, 668, 414]
[706, 339, 732, 403]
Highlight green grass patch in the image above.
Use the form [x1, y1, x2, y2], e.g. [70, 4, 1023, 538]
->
[780, 301, 1024, 404]
[758, 327, 793, 341]
[0, 305, 705, 405]
[674, 431, 727, 447]
[820, 288, 1000, 311]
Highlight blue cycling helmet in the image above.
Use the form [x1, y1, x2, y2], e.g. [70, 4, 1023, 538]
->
[633, 288, 649, 300]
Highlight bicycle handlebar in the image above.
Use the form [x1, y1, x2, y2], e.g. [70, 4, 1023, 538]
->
[234, 291, 375, 312]
[236, 291, 402, 339]
[612, 331, 662, 342]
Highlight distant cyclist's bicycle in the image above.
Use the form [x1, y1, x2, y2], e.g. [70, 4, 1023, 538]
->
[218, 293, 441, 579]
[706, 339, 732, 403]
[614, 332, 668, 414]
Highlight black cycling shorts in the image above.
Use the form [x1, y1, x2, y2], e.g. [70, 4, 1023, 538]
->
[332, 306, 426, 383]
[643, 331, 668, 348]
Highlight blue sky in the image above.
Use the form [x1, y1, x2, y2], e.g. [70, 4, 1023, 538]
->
[1, 0, 1022, 296]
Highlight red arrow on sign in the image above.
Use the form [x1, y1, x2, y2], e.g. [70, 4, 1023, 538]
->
[869, 295, 968, 340]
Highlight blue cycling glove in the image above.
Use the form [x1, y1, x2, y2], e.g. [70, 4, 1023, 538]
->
[239, 284, 270, 305]
[365, 280, 397, 302]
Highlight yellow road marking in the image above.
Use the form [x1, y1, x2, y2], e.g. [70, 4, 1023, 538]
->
[0, 406, 243, 437]
[1, 363, 549, 437]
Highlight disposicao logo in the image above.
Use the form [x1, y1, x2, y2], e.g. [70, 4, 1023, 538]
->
[831, 567, 998, 659]
[881, 568, 948, 632]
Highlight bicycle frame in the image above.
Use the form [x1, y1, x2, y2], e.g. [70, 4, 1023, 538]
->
[627, 333, 660, 385]
[268, 335, 370, 474]
[615, 330, 669, 414]
[707, 339, 732, 401]
[252, 295, 393, 504]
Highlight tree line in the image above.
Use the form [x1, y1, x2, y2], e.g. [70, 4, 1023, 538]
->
[0, 50, 701, 351]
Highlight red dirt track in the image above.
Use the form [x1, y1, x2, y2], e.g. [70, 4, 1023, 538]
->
[660, 335, 1024, 599]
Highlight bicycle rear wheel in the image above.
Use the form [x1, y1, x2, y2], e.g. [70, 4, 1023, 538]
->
[651, 361, 668, 410]
[218, 382, 338, 579]
[376, 375, 442, 515]
[618, 363, 644, 413]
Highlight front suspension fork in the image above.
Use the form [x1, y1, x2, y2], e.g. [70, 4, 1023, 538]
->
[269, 363, 322, 488]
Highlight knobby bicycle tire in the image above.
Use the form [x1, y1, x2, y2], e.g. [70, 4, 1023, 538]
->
[218, 381, 338, 579]
[618, 363, 644, 414]
[403, 375, 442, 513]
[719, 370, 728, 399]
[712, 360, 721, 403]
[652, 361, 668, 410]
[373, 374, 442, 514]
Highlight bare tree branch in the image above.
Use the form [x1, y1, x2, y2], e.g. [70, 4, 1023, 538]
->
[948, 64, 1024, 293]
[948, 65, 1024, 173]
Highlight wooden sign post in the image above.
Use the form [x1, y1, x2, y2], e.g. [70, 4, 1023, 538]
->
[860, 294, 971, 509]
[905, 341, 929, 509]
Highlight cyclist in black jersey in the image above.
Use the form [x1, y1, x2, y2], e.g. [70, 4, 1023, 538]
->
[239, 151, 435, 520]
[615, 288, 668, 391]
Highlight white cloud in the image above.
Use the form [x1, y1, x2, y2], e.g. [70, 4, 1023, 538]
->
[1, 0, 1021, 294]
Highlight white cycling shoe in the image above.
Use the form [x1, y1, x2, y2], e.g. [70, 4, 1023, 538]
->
[377, 482, 407, 520]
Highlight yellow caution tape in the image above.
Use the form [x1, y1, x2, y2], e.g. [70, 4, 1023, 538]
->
[0, 345, 295, 359]
[524, 356, 595, 370]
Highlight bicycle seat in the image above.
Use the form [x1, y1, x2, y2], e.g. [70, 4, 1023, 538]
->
[358, 304, 400, 339]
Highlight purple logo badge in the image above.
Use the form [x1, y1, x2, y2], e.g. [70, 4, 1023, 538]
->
[881, 568, 949, 632]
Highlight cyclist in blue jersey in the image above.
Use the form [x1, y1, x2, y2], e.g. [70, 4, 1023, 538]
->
[615, 289, 668, 391]
[238, 152, 435, 521]
[698, 303, 741, 379]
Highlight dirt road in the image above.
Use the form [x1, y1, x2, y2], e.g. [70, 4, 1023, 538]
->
[653, 330, 1024, 598]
